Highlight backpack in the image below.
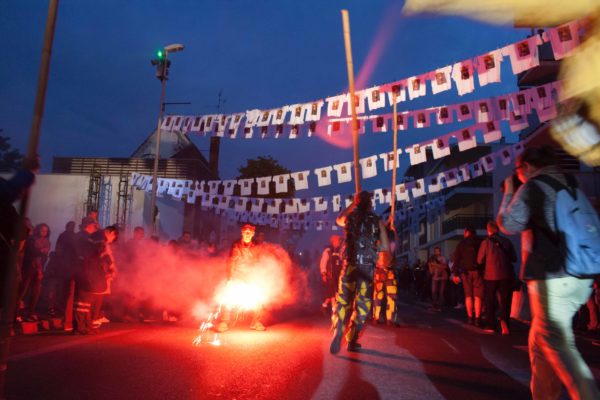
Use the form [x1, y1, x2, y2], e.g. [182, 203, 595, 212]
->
[533, 174, 600, 278]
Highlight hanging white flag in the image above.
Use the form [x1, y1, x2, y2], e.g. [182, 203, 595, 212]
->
[333, 162, 353, 184]
[470, 160, 484, 178]
[256, 176, 271, 195]
[314, 166, 333, 187]
[326, 94, 347, 118]
[452, 59, 475, 96]
[256, 110, 273, 127]
[271, 106, 289, 125]
[436, 106, 453, 125]
[482, 121, 502, 143]
[546, 21, 581, 60]
[332, 194, 342, 213]
[288, 104, 306, 125]
[502, 35, 543, 75]
[305, 101, 325, 122]
[430, 66, 453, 94]
[456, 102, 474, 122]
[458, 164, 471, 183]
[379, 149, 402, 172]
[444, 168, 460, 187]
[359, 155, 378, 179]
[312, 197, 328, 212]
[395, 183, 410, 202]
[290, 170, 310, 191]
[414, 110, 432, 129]
[509, 111, 529, 132]
[273, 174, 290, 193]
[510, 91, 532, 117]
[367, 86, 386, 110]
[476, 50, 503, 86]
[372, 116, 389, 133]
[481, 154, 496, 173]
[499, 147, 513, 166]
[457, 126, 477, 152]
[475, 99, 494, 123]
[407, 74, 427, 100]
[384, 80, 407, 104]
[431, 135, 451, 159]
[405, 143, 427, 166]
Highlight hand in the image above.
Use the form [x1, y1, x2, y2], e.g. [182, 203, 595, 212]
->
[321, 273, 327, 283]
[503, 176, 514, 194]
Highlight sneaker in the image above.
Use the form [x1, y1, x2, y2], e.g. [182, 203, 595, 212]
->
[330, 328, 343, 354]
[216, 322, 229, 332]
[250, 321, 266, 331]
[97, 316, 110, 324]
[92, 321, 102, 329]
[482, 326, 495, 333]
[347, 341, 362, 352]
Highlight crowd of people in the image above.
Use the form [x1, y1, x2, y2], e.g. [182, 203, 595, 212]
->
[2, 145, 599, 399]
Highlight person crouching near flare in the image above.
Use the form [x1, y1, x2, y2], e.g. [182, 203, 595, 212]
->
[216, 224, 266, 332]
[330, 191, 391, 354]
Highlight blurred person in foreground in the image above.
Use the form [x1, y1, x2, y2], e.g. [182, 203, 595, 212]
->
[497, 146, 600, 399]
[330, 191, 391, 354]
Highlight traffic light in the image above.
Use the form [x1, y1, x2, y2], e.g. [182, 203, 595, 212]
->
[150, 48, 171, 81]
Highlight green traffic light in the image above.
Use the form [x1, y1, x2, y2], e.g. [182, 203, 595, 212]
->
[157, 49, 164, 59]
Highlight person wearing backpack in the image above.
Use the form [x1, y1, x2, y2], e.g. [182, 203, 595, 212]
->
[497, 145, 600, 400]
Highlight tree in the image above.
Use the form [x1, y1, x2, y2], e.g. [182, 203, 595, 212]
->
[237, 155, 294, 198]
[0, 136, 24, 172]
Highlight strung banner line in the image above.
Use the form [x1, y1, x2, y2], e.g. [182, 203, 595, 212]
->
[328, 81, 561, 134]
[157, 26, 576, 140]
[131, 140, 524, 224]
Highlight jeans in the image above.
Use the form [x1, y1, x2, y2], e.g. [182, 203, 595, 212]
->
[528, 277, 600, 400]
[431, 279, 446, 309]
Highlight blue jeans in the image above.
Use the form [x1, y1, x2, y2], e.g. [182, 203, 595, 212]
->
[527, 277, 600, 400]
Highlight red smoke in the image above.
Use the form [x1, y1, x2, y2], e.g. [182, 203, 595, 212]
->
[108, 240, 312, 324]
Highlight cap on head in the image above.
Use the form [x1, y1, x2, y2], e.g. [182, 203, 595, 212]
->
[241, 223, 255, 233]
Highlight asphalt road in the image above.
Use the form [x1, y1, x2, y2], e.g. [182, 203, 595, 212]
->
[5, 300, 600, 400]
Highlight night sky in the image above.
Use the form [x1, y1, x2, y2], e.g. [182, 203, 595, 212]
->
[1, 0, 529, 198]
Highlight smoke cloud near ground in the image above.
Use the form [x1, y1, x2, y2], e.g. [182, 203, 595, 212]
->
[107, 240, 317, 324]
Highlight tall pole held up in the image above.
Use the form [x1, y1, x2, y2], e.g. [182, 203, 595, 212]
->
[0, 0, 60, 396]
[341, 9, 361, 194]
[389, 92, 399, 231]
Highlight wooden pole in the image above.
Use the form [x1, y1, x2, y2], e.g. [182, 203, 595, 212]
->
[0, 0, 59, 396]
[389, 92, 398, 230]
[341, 10, 361, 194]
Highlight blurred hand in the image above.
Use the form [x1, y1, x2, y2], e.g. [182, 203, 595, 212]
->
[503, 176, 514, 194]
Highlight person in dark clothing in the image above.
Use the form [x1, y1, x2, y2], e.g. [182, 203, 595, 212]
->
[73, 217, 107, 335]
[45, 221, 77, 317]
[18, 223, 51, 321]
[319, 235, 343, 313]
[452, 226, 483, 326]
[330, 191, 390, 354]
[478, 221, 517, 334]
[0, 168, 35, 314]
[428, 247, 449, 311]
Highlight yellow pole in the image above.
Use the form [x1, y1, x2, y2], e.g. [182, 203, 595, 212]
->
[341, 9, 361, 194]
[389, 93, 398, 230]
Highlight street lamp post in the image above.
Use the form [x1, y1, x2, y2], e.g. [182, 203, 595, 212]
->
[149, 43, 184, 235]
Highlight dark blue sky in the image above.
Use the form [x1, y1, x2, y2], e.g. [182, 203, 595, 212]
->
[1, 0, 528, 197]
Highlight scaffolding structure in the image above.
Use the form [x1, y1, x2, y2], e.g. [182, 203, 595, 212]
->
[85, 168, 102, 215]
[116, 173, 132, 229]
[98, 176, 112, 227]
